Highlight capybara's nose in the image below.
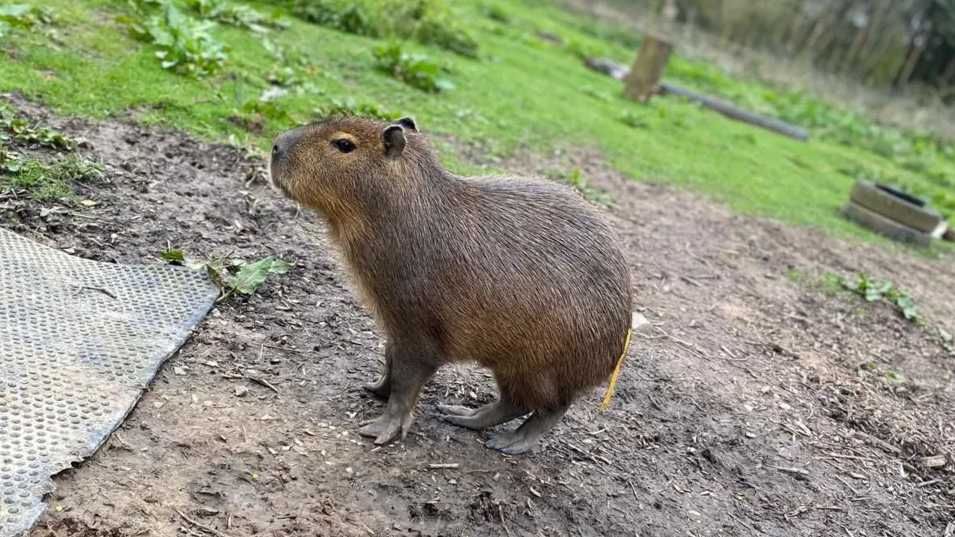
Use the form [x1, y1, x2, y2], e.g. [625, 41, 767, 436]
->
[272, 127, 304, 160]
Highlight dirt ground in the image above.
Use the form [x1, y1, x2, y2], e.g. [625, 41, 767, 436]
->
[3, 94, 955, 537]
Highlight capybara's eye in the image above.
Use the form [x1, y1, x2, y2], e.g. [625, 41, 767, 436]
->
[333, 139, 356, 153]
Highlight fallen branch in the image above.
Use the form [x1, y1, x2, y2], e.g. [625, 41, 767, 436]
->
[176, 509, 234, 537]
[659, 82, 809, 141]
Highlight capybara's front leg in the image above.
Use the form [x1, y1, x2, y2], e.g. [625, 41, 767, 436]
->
[358, 342, 439, 445]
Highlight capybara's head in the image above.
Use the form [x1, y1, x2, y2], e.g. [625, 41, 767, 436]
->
[268, 116, 423, 215]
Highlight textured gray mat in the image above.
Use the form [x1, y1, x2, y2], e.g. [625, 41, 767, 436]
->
[0, 227, 219, 537]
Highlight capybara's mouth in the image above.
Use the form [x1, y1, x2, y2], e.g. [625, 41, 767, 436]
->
[266, 160, 288, 198]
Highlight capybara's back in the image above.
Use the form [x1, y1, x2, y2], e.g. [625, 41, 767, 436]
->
[386, 174, 632, 409]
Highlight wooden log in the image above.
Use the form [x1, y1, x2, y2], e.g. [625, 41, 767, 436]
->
[658, 82, 809, 142]
[624, 35, 673, 102]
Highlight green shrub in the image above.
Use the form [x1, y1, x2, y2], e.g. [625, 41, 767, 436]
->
[374, 42, 454, 93]
[278, 0, 479, 58]
[0, 3, 55, 38]
[118, 1, 229, 77]
[314, 98, 402, 120]
[186, 0, 289, 32]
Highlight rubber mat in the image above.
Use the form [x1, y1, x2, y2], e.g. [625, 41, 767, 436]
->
[0, 227, 219, 537]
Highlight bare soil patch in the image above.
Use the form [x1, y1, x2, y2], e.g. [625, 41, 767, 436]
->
[3, 95, 954, 537]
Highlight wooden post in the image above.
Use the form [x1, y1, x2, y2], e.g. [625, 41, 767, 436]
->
[624, 35, 673, 102]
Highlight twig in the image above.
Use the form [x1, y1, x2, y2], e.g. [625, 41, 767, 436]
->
[679, 275, 702, 287]
[264, 345, 305, 354]
[248, 377, 280, 394]
[774, 466, 809, 480]
[75, 285, 117, 299]
[655, 328, 709, 359]
[499, 504, 513, 537]
[427, 463, 460, 469]
[628, 479, 639, 501]
[565, 442, 608, 466]
[720, 344, 748, 362]
[176, 509, 234, 537]
[684, 242, 715, 273]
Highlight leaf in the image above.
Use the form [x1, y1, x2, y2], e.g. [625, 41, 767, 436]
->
[883, 370, 907, 383]
[227, 256, 291, 295]
[940, 329, 953, 343]
[162, 250, 185, 264]
[434, 78, 456, 91]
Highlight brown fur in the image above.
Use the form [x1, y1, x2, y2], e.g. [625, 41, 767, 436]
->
[269, 116, 633, 451]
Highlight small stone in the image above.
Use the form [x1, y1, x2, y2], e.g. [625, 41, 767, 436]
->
[174, 367, 187, 375]
[778, 402, 792, 411]
[235, 385, 249, 397]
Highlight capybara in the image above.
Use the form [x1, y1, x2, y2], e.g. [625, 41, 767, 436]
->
[268, 116, 632, 454]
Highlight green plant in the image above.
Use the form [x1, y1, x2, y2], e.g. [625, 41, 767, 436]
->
[0, 3, 55, 38]
[0, 103, 75, 150]
[118, 1, 229, 77]
[1, 155, 104, 200]
[414, 15, 479, 58]
[556, 168, 612, 208]
[162, 250, 291, 298]
[314, 97, 401, 120]
[841, 273, 918, 322]
[480, 2, 510, 23]
[373, 42, 454, 93]
[186, 0, 288, 32]
[619, 110, 649, 129]
[279, 0, 479, 58]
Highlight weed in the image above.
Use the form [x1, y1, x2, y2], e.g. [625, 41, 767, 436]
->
[0, 144, 20, 173]
[1, 154, 104, 200]
[785, 269, 804, 283]
[162, 250, 291, 298]
[118, 1, 229, 77]
[314, 98, 401, 120]
[373, 43, 454, 93]
[414, 13, 479, 58]
[279, 0, 479, 58]
[480, 2, 510, 24]
[0, 3, 55, 38]
[186, 0, 289, 33]
[841, 273, 918, 322]
[619, 110, 649, 129]
[555, 168, 612, 208]
[581, 87, 612, 102]
[0, 103, 75, 150]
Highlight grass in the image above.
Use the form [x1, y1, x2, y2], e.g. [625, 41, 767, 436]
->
[0, 0, 953, 254]
[1, 154, 104, 200]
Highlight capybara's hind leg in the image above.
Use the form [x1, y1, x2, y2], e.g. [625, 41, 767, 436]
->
[358, 345, 438, 445]
[438, 397, 527, 431]
[363, 344, 393, 400]
[485, 402, 570, 455]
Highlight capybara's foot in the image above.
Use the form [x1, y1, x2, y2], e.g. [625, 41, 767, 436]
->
[358, 412, 405, 445]
[363, 377, 391, 400]
[437, 405, 477, 417]
[485, 404, 570, 455]
[439, 400, 526, 431]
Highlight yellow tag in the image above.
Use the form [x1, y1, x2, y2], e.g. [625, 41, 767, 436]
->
[600, 328, 633, 410]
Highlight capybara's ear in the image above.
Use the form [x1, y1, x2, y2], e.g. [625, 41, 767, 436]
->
[397, 116, 417, 131]
[383, 125, 406, 159]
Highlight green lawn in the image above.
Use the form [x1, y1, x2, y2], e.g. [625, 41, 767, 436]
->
[2, 0, 954, 252]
